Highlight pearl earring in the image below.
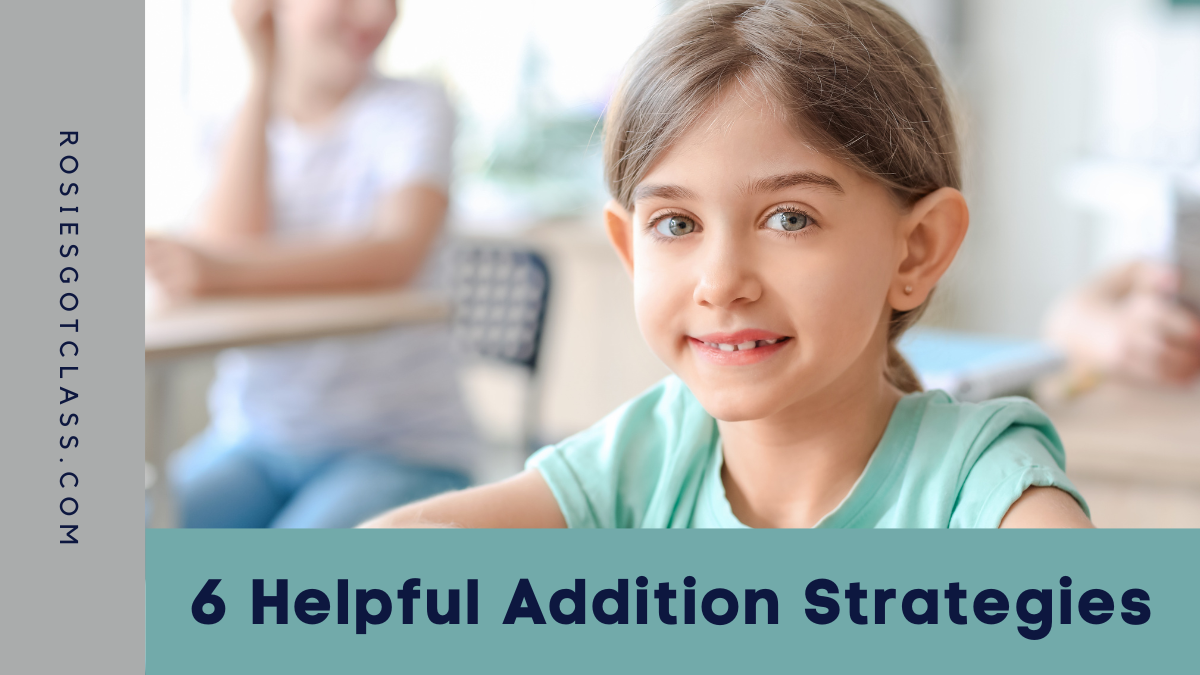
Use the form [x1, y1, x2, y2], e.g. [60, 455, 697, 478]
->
[904, 285, 913, 294]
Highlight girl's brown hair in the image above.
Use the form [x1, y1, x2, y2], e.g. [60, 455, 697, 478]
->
[603, 0, 960, 393]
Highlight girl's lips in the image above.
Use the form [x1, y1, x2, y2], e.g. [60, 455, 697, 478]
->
[687, 334, 792, 366]
[693, 329, 786, 344]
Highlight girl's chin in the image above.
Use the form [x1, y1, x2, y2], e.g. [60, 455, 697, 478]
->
[686, 384, 787, 423]
[700, 401, 776, 424]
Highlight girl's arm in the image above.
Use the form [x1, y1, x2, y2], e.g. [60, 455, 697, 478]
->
[145, 183, 448, 297]
[357, 469, 568, 529]
[998, 487, 1094, 528]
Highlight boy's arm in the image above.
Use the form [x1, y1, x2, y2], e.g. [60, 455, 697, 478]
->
[146, 183, 448, 298]
[194, 77, 273, 247]
[194, 0, 276, 247]
[998, 487, 1094, 529]
[358, 469, 568, 529]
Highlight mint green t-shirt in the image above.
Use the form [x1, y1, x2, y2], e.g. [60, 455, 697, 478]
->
[527, 376, 1088, 528]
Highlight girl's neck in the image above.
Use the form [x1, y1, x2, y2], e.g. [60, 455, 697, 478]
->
[718, 352, 904, 529]
[272, 62, 369, 128]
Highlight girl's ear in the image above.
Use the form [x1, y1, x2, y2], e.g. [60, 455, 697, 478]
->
[891, 187, 969, 311]
[604, 199, 636, 276]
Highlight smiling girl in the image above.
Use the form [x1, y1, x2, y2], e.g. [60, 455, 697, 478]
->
[363, 0, 1092, 529]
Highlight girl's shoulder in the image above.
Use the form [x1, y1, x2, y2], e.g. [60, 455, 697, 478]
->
[535, 375, 710, 458]
[890, 390, 1088, 528]
[907, 390, 1062, 460]
[526, 376, 715, 527]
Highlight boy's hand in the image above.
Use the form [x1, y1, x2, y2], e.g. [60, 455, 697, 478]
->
[232, 0, 276, 76]
[145, 237, 230, 300]
[1107, 263, 1200, 384]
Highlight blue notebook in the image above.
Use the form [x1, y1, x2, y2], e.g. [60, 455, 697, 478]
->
[898, 329, 1065, 402]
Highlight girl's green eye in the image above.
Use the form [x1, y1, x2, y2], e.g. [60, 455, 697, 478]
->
[654, 215, 697, 237]
[766, 211, 810, 232]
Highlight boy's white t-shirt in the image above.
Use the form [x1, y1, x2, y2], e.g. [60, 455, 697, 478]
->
[202, 75, 479, 473]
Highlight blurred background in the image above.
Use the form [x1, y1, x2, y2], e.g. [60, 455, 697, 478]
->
[146, 0, 1200, 527]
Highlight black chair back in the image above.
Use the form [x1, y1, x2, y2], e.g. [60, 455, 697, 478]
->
[450, 243, 551, 373]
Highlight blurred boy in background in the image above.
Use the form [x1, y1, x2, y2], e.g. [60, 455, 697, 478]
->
[145, 0, 478, 527]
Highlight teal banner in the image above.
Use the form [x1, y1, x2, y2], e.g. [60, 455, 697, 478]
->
[148, 530, 1192, 673]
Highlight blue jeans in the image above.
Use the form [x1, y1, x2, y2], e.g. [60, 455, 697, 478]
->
[168, 431, 470, 528]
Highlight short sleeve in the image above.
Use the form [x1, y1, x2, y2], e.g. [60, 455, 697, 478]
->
[525, 377, 716, 529]
[369, 81, 456, 193]
[527, 427, 614, 529]
[950, 425, 1091, 528]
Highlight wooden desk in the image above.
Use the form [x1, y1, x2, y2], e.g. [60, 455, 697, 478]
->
[144, 288, 452, 527]
[1040, 382, 1200, 527]
[146, 288, 451, 360]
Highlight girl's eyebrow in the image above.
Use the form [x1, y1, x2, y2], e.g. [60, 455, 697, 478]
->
[632, 183, 700, 204]
[742, 171, 845, 195]
[633, 171, 845, 205]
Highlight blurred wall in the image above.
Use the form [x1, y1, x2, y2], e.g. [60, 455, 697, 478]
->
[941, 0, 1185, 338]
[946, 0, 1101, 337]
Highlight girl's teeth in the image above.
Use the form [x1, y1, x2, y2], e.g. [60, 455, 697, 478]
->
[703, 338, 786, 351]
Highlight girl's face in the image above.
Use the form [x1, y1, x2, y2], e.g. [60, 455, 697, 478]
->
[277, 0, 397, 83]
[611, 90, 916, 422]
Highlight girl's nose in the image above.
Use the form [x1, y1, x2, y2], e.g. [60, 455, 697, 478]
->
[692, 233, 762, 309]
